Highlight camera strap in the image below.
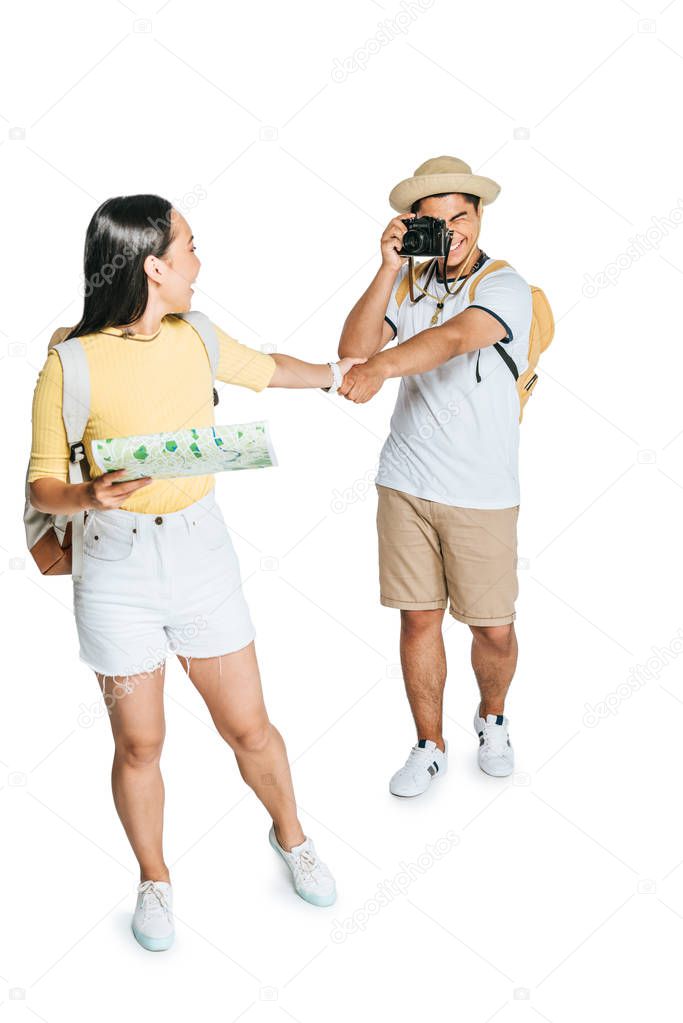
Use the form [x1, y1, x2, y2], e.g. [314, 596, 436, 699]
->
[408, 257, 437, 304]
[408, 247, 488, 324]
[440, 234, 482, 297]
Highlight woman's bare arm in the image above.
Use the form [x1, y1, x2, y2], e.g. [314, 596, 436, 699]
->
[267, 354, 365, 389]
[29, 471, 153, 516]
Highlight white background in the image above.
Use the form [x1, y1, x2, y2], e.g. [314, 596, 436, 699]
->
[2, 0, 683, 1019]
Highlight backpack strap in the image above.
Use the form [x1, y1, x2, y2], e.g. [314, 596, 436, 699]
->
[51, 338, 92, 579]
[177, 311, 220, 405]
[467, 259, 511, 303]
[467, 260, 516, 384]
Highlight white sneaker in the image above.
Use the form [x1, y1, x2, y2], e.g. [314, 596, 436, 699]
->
[132, 880, 175, 951]
[269, 826, 336, 907]
[389, 739, 448, 797]
[473, 708, 514, 777]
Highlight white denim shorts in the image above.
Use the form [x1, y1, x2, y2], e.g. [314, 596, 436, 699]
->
[72, 487, 255, 678]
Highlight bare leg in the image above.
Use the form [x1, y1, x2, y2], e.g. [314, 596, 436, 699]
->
[96, 666, 169, 883]
[177, 643, 305, 851]
[399, 609, 447, 752]
[470, 623, 518, 717]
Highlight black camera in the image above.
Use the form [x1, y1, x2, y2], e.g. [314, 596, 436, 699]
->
[399, 216, 453, 258]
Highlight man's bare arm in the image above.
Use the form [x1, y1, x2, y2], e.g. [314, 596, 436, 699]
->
[371, 306, 510, 380]
[338, 265, 398, 360]
[338, 306, 511, 404]
[338, 212, 415, 360]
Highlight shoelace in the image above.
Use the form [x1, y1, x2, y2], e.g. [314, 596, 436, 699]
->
[138, 881, 171, 922]
[403, 744, 433, 770]
[291, 847, 321, 884]
[481, 724, 509, 758]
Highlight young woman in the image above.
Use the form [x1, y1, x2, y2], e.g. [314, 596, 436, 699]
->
[28, 195, 363, 952]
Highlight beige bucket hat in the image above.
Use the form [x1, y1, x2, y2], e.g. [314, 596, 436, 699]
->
[389, 155, 501, 212]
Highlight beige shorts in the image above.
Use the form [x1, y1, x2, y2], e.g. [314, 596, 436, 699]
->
[376, 484, 519, 627]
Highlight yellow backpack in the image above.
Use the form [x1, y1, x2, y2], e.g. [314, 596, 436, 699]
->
[395, 258, 554, 422]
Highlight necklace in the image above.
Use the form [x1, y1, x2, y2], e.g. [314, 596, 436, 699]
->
[414, 249, 488, 325]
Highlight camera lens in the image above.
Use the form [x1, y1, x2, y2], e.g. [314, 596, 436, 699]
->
[402, 231, 421, 254]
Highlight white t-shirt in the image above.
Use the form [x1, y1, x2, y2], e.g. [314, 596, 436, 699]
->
[375, 255, 532, 509]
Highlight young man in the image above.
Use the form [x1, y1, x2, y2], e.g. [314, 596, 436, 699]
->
[338, 156, 532, 796]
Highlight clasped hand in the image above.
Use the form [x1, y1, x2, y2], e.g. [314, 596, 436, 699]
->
[337, 357, 387, 404]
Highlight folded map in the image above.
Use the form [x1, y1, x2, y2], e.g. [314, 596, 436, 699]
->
[91, 422, 277, 481]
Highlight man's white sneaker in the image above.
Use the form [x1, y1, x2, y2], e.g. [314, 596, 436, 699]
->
[269, 826, 336, 907]
[389, 739, 448, 797]
[473, 709, 514, 777]
[132, 880, 175, 951]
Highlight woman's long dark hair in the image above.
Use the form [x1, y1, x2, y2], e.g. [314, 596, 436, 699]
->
[67, 194, 175, 340]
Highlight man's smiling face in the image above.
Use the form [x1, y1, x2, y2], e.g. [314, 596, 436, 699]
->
[413, 192, 482, 276]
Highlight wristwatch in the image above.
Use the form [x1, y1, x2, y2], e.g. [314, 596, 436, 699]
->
[322, 361, 342, 393]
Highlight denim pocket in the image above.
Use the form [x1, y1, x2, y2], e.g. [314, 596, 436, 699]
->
[84, 514, 136, 563]
[192, 508, 230, 554]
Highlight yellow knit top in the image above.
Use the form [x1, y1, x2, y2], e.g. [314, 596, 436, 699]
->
[28, 314, 277, 513]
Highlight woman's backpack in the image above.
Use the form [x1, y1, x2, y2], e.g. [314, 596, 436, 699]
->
[23, 312, 220, 579]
